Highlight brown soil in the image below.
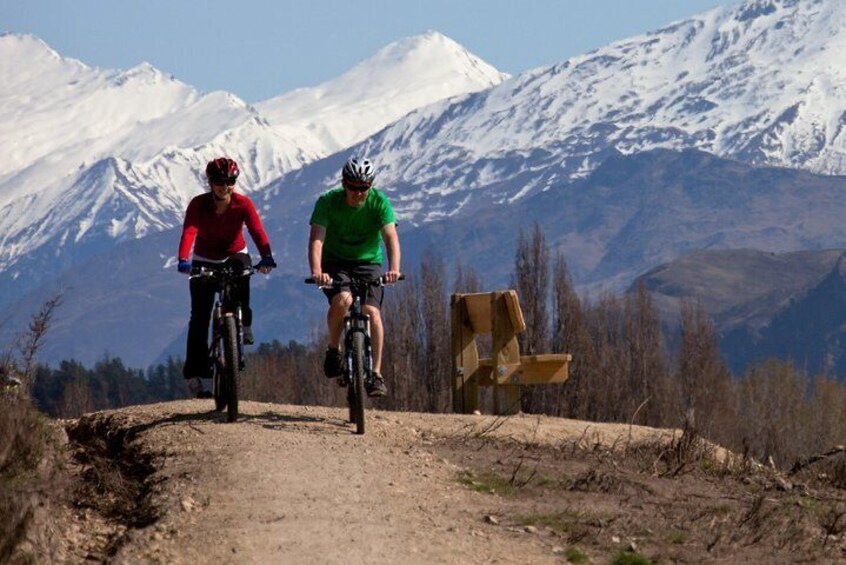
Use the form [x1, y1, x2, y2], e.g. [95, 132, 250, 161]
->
[40, 400, 846, 563]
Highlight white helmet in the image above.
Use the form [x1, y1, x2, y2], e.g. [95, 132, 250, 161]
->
[342, 156, 376, 185]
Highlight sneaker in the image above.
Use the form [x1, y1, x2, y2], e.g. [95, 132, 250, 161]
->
[323, 347, 344, 378]
[187, 377, 213, 399]
[366, 372, 388, 398]
[243, 326, 254, 345]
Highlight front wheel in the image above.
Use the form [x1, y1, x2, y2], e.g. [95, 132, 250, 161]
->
[222, 316, 240, 422]
[350, 330, 366, 435]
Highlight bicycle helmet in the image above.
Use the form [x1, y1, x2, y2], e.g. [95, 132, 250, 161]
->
[206, 157, 240, 184]
[342, 156, 376, 185]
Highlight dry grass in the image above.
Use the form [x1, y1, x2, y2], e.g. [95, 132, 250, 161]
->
[0, 396, 59, 563]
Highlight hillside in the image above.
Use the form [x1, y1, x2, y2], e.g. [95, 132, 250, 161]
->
[636, 248, 846, 374]
[14, 400, 846, 563]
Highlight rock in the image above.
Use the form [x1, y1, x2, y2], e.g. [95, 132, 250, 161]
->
[612, 535, 621, 544]
[552, 546, 565, 555]
[524, 525, 537, 534]
[484, 515, 499, 525]
[775, 477, 793, 491]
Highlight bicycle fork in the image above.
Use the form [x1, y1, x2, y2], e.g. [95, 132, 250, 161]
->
[213, 302, 246, 371]
[343, 315, 373, 386]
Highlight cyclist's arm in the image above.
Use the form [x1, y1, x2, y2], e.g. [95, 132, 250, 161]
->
[308, 224, 331, 285]
[382, 222, 401, 281]
[177, 198, 201, 261]
[243, 197, 273, 258]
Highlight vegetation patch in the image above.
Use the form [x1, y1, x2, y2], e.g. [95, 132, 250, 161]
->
[611, 551, 652, 565]
[0, 396, 64, 563]
[564, 546, 589, 564]
[457, 469, 518, 496]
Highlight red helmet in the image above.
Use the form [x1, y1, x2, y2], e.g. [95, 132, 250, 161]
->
[205, 157, 239, 184]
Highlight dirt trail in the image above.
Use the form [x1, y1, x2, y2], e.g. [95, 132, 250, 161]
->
[68, 400, 631, 564]
[56, 400, 846, 564]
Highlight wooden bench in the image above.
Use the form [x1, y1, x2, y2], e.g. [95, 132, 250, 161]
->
[451, 290, 572, 415]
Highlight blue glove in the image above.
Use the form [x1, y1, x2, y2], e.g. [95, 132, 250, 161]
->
[257, 256, 277, 269]
[177, 259, 192, 274]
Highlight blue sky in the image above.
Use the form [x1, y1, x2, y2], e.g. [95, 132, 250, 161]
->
[4, 0, 732, 103]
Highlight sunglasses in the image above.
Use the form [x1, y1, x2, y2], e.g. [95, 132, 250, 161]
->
[212, 179, 237, 187]
[343, 180, 371, 193]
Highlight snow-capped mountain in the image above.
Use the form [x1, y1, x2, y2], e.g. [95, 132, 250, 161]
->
[255, 31, 509, 154]
[12, 0, 846, 367]
[314, 0, 846, 227]
[0, 34, 316, 275]
[0, 31, 507, 293]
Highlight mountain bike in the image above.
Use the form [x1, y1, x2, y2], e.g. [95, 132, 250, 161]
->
[306, 274, 403, 435]
[191, 264, 256, 423]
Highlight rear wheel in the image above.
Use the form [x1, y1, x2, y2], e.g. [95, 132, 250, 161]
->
[222, 316, 240, 422]
[351, 330, 366, 435]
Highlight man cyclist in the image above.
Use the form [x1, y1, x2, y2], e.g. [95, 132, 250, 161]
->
[308, 156, 401, 398]
[177, 157, 276, 398]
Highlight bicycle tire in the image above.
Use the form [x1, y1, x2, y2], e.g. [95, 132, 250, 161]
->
[351, 330, 366, 434]
[347, 374, 356, 424]
[223, 316, 240, 422]
[213, 353, 227, 412]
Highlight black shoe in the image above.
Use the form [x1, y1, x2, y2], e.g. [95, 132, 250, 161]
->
[187, 377, 214, 399]
[323, 347, 344, 378]
[366, 372, 388, 398]
[243, 326, 254, 345]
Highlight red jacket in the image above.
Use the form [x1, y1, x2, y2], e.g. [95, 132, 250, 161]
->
[178, 192, 272, 261]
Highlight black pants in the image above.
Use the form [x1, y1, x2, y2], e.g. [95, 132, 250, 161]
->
[183, 254, 252, 380]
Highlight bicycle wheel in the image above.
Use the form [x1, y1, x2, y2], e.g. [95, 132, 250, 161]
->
[213, 345, 227, 413]
[351, 330, 366, 435]
[222, 316, 240, 422]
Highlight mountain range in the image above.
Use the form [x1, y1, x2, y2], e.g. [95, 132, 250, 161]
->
[5, 0, 846, 370]
[0, 30, 506, 302]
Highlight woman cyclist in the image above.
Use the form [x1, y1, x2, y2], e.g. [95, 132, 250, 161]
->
[177, 157, 276, 398]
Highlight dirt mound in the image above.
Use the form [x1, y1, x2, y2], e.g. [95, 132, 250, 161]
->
[28, 401, 846, 563]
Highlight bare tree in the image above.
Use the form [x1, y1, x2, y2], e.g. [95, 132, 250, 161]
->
[513, 224, 551, 413]
[382, 273, 425, 411]
[623, 282, 669, 426]
[550, 253, 590, 417]
[676, 298, 733, 438]
[453, 260, 482, 294]
[6, 294, 62, 399]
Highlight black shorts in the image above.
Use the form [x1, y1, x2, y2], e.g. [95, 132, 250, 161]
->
[322, 260, 384, 308]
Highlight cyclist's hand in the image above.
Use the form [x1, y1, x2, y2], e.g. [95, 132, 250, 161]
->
[384, 270, 401, 284]
[312, 271, 332, 286]
[257, 255, 276, 274]
[177, 259, 192, 275]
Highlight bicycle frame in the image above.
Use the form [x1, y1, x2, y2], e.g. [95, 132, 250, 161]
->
[191, 264, 255, 421]
[339, 283, 374, 388]
[197, 266, 252, 367]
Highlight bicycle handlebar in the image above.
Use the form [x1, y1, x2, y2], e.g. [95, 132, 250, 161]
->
[304, 274, 405, 287]
[189, 265, 258, 280]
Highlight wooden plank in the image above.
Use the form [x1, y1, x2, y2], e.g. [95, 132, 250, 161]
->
[460, 292, 494, 335]
[491, 292, 522, 415]
[503, 290, 527, 333]
[451, 295, 480, 414]
[479, 356, 570, 385]
[508, 355, 571, 385]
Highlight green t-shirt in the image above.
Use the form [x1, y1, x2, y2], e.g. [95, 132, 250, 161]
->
[310, 187, 396, 264]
